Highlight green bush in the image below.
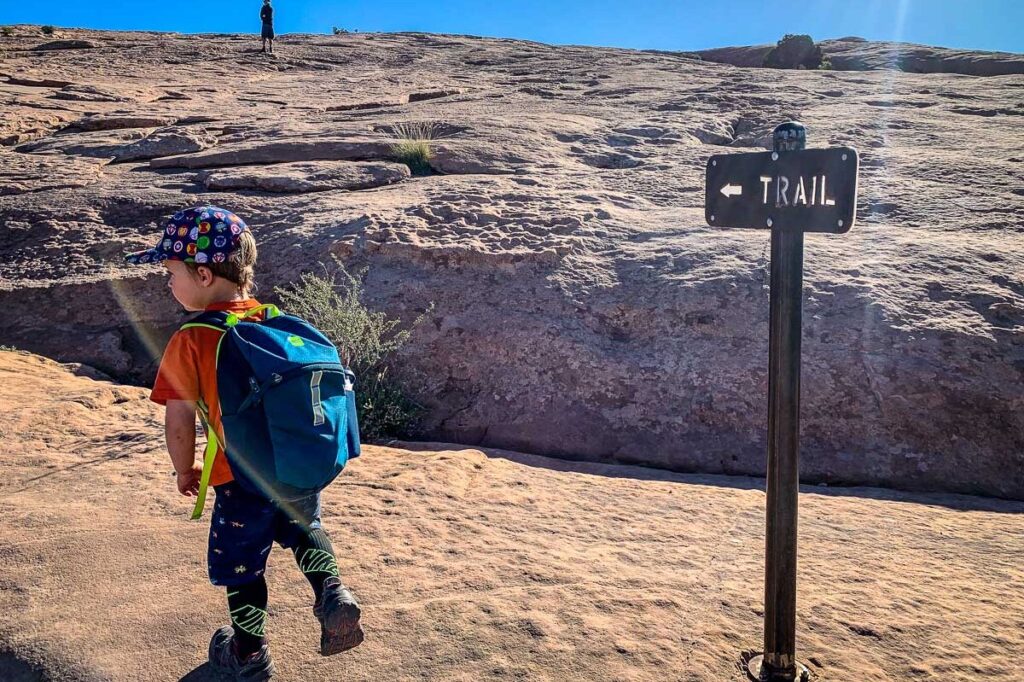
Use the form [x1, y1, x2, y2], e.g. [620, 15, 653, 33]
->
[332, 26, 348, 35]
[1, 26, 14, 38]
[276, 262, 432, 440]
[763, 34, 824, 70]
[40, 25, 55, 36]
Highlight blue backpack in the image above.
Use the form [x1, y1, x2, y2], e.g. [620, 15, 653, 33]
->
[182, 304, 360, 519]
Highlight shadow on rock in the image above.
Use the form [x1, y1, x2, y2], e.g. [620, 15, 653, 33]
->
[179, 662, 220, 681]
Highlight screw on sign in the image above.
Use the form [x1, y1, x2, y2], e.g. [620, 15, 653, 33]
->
[703, 123, 861, 682]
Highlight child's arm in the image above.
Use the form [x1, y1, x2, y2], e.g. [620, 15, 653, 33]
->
[165, 399, 202, 496]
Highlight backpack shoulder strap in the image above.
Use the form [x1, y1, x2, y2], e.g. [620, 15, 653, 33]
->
[180, 305, 281, 333]
[179, 310, 230, 333]
[175, 310, 230, 521]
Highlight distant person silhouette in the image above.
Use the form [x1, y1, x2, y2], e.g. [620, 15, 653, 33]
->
[260, 0, 274, 54]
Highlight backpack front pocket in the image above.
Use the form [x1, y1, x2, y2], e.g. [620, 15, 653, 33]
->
[262, 369, 351, 491]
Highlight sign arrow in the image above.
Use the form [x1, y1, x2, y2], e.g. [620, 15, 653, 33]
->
[720, 183, 743, 198]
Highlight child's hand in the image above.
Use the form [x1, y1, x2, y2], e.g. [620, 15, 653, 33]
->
[176, 462, 203, 497]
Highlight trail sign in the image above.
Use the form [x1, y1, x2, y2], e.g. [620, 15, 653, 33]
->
[701, 123, 861, 682]
[705, 147, 859, 234]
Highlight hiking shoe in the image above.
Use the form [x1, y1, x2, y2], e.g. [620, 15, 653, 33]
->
[208, 625, 275, 680]
[313, 577, 364, 655]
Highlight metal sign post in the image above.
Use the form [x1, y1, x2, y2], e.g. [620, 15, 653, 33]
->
[755, 122, 809, 682]
[703, 122, 859, 682]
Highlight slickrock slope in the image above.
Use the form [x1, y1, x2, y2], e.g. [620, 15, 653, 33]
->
[1, 27, 1022, 497]
[1, 350, 1022, 681]
[697, 37, 1024, 76]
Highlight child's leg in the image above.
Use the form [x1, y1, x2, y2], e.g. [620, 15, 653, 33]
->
[208, 482, 280, 659]
[291, 527, 340, 603]
[275, 494, 364, 654]
[273, 493, 340, 602]
[226, 577, 269, 657]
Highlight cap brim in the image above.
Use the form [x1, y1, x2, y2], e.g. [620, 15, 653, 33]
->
[124, 248, 162, 265]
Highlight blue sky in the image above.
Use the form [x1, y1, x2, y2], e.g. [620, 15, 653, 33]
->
[2, 1, 1021, 54]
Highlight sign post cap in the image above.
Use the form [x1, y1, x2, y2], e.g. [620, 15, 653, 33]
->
[773, 122, 806, 152]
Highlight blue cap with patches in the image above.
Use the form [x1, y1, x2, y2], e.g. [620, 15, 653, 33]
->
[125, 206, 249, 266]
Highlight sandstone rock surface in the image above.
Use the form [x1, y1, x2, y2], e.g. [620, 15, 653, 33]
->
[1, 350, 1022, 681]
[67, 114, 177, 132]
[15, 126, 214, 162]
[196, 160, 411, 193]
[698, 37, 1024, 76]
[31, 39, 98, 51]
[149, 138, 397, 169]
[0, 28, 1022, 498]
[0, 152, 105, 195]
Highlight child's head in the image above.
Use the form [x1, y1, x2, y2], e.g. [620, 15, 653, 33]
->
[126, 206, 258, 310]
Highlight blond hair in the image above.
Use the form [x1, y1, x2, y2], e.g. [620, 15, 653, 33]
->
[186, 230, 258, 295]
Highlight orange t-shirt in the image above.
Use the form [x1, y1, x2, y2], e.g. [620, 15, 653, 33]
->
[151, 299, 264, 486]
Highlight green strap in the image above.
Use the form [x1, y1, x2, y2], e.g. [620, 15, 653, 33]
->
[226, 304, 281, 327]
[190, 423, 218, 520]
[179, 323, 226, 333]
[241, 304, 280, 319]
[190, 402, 219, 520]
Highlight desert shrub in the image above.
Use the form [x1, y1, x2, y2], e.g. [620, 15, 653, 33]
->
[392, 141, 432, 176]
[818, 56, 833, 71]
[763, 34, 824, 70]
[332, 26, 348, 35]
[1, 26, 14, 38]
[276, 262, 432, 440]
[41, 25, 55, 36]
[389, 121, 438, 176]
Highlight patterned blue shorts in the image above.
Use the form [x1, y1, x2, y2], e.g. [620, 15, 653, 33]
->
[208, 481, 322, 587]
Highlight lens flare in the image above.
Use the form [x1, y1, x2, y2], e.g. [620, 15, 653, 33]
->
[107, 272, 171, 368]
